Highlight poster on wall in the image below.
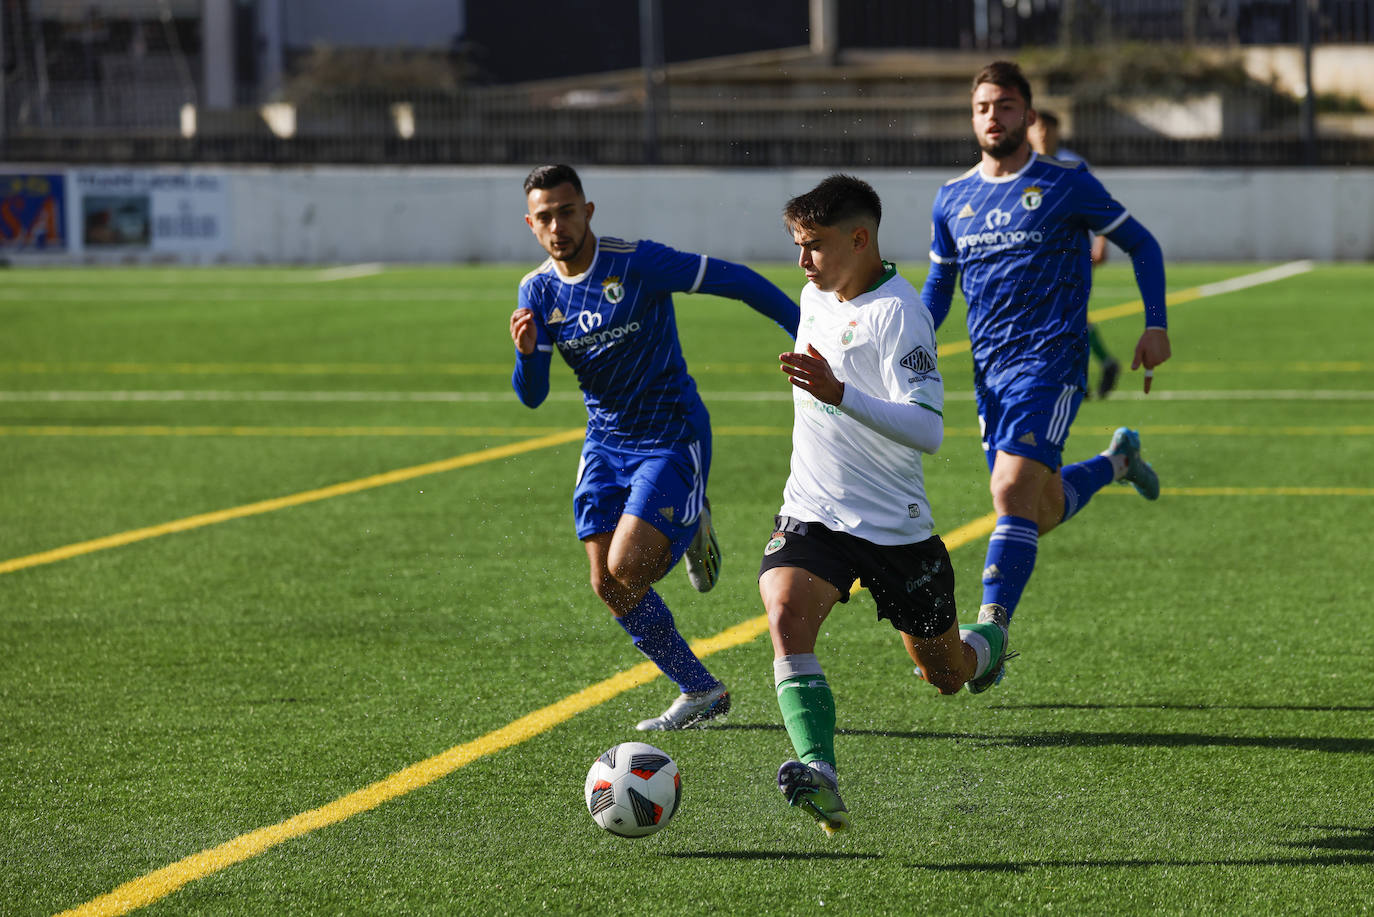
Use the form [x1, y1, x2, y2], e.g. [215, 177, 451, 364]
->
[74, 170, 230, 256]
[0, 173, 68, 251]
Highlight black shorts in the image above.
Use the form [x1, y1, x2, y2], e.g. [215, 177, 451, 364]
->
[757, 515, 957, 638]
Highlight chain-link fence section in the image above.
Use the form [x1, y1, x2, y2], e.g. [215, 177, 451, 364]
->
[2, 0, 1371, 166]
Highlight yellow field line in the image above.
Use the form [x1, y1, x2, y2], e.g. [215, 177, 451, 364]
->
[1103, 486, 1374, 497]
[54, 511, 999, 917]
[0, 425, 576, 438]
[0, 361, 511, 375]
[0, 429, 586, 578]
[1116, 425, 1374, 437]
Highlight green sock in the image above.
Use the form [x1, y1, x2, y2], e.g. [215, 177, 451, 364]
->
[959, 621, 1007, 679]
[776, 673, 836, 768]
[1087, 323, 1112, 361]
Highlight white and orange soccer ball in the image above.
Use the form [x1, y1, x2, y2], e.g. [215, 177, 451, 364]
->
[584, 742, 681, 837]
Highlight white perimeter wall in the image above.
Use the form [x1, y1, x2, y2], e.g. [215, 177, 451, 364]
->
[226, 166, 1374, 265]
[14, 165, 1371, 264]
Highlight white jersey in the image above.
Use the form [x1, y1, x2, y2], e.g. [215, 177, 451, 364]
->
[778, 269, 944, 545]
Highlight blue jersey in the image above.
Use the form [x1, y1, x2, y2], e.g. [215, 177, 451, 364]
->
[928, 153, 1131, 389]
[514, 236, 798, 451]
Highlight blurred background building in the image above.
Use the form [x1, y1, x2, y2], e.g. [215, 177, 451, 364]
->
[2, 0, 1371, 166]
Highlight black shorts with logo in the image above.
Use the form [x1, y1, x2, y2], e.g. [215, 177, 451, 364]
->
[758, 515, 957, 638]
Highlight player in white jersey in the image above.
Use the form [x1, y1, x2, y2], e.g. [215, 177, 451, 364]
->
[758, 175, 1008, 835]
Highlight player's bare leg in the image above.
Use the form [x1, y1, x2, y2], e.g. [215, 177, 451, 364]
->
[907, 620, 1012, 695]
[584, 515, 671, 615]
[586, 517, 729, 731]
[989, 451, 1064, 536]
[904, 625, 976, 694]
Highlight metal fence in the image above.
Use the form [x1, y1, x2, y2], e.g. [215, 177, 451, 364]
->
[3, 0, 1372, 167]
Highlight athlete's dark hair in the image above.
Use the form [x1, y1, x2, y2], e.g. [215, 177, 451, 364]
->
[1037, 109, 1061, 128]
[972, 60, 1033, 108]
[523, 163, 583, 196]
[783, 174, 882, 232]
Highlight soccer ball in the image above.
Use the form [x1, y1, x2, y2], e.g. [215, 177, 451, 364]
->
[584, 741, 681, 837]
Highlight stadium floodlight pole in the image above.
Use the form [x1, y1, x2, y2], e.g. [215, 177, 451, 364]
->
[809, 0, 838, 65]
[1299, 0, 1317, 165]
[0, 2, 5, 149]
[639, 0, 664, 164]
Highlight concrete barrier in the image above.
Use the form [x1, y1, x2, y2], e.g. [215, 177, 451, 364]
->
[6, 164, 1372, 264]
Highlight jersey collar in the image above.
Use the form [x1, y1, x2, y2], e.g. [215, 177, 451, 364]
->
[978, 151, 1038, 184]
[553, 238, 600, 285]
[863, 261, 897, 295]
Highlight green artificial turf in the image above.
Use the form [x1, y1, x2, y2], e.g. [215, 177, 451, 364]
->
[1, 261, 1370, 916]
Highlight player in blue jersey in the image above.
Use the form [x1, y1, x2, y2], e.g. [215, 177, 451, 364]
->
[921, 62, 1171, 690]
[509, 164, 800, 730]
[1029, 109, 1121, 398]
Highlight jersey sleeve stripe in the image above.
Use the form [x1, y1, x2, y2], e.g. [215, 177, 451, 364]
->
[519, 259, 554, 288]
[912, 400, 943, 417]
[929, 251, 956, 264]
[1099, 211, 1130, 235]
[688, 254, 708, 294]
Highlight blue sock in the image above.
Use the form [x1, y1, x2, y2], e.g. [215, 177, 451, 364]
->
[616, 590, 717, 694]
[982, 515, 1039, 620]
[1060, 455, 1115, 523]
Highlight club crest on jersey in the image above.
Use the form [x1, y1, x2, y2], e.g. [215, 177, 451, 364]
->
[840, 320, 858, 346]
[1021, 186, 1044, 211]
[900, 345, 936, 378]
[764, 534, 786, 555]
[601, 276, 625, 304]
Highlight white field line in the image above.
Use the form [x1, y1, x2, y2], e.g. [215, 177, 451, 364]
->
[2, 389, 1373, 404]
[1194, 259, 1315, 298]
[308, 263, 386, 282]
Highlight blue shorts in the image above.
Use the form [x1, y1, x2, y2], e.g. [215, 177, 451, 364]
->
[573, 434, 712, 565]
[975, 376, 1084, 473]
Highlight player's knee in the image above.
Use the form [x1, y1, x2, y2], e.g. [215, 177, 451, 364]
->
[591, 566, 651, 615]
[605, 557, 655, 595]
[765, 598, 807, 642]
[588, 566, 614, 604]
[987, 474, 1019, 509]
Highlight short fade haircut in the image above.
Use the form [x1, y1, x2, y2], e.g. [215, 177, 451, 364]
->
[783, 174, 882, 233]
[1037, 109, 1061, 129]
[972, 60, 1033, 108]
[523, 163, 583, 196]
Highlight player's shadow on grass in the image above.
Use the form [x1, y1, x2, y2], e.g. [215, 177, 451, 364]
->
[908, 826, 1374, 872]
[840, 727, 1374, 755]
[666, 851, 880, 862]
[997, 702, 1374, 713]
[711, 723, 1374, 755]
